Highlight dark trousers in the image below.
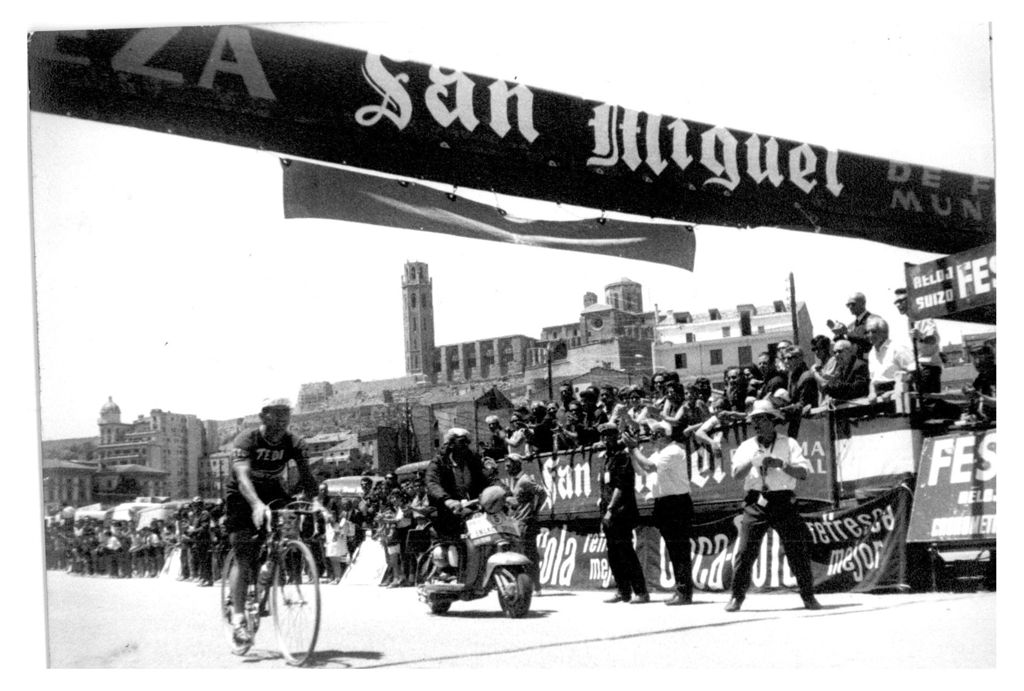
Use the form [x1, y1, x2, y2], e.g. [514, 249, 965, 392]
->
[731, 491, 815, 600]
[653, 494, 694, 598]
[519, 520, 542, 592]
[603, 519, 647, 598]
[916, 364, 942, 394]
[193, 541, 213, 583]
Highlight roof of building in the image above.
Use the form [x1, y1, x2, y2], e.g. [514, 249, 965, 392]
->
[581, 302, 614, 314]
[605, 277, 638, 287]
[100, 396, 120, 415]
[416, 386, 514, 408]
[304, 432, 354, 445]
[96, 464, 169, 476]
[41, 458, 98, 472]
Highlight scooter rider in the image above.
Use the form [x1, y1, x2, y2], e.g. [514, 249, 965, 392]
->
[425, 428, 489, 580]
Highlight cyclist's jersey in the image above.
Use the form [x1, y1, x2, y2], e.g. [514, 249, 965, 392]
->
[225, 428, 310, 501]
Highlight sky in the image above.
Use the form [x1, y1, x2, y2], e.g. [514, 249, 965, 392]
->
[25, 12, 1001, 441]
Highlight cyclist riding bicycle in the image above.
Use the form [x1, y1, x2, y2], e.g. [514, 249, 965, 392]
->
[224, 397, 319, 654]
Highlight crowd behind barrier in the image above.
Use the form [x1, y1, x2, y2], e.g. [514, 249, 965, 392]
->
[44, 333, 995, 589]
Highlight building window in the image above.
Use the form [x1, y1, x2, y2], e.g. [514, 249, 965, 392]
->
[685, 333, 696, 343]
[758, 325, 766, 334]
[738, 345, 753, 365]
[410, 293, 417, 308]
[674, 353, 687, 369]
[722, 326, 731, 338]
[710, 349, 723, 366]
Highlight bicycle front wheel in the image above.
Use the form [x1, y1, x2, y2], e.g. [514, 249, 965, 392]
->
[270, 540, 321, 666]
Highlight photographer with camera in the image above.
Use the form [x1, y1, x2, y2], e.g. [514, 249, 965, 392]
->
[725, 400, 821, 612]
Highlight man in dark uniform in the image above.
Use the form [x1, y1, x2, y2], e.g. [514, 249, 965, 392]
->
[223, 397, 318, 654]
[598, 423, 649, 604]
[424, 428, 488, 580]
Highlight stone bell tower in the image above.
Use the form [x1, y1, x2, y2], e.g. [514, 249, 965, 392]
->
[402, 261, 436, 383]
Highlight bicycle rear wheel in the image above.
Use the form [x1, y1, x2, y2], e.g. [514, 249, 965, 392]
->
[270, 539, 321, 666]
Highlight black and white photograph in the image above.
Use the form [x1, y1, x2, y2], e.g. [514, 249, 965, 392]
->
[13, 1, 1015, 676]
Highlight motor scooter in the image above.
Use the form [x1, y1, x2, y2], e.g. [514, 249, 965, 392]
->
[417, 498, 533, 618]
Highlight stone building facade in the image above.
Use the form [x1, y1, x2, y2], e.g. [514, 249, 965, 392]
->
[94, 397, 207, 499]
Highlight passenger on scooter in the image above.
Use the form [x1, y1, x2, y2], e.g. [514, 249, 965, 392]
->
[425, 428, 489, 580]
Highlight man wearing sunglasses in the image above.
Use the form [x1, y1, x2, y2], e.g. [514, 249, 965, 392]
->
[623, 421, 694, 605]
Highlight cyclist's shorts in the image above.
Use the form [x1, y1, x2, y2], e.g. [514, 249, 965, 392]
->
[224, 487, 291, 535]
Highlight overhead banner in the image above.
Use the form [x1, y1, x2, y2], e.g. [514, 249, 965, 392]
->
[907, 429, 996, 544]
[29, 26, 994, 254]
[535, 484, 912, 592]
[282, 162, 696, 269]
[903, 242, 996, 324]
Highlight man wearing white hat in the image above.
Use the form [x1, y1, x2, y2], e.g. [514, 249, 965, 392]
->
[623, 420, 694, 605]
[725, 400, 821, 612]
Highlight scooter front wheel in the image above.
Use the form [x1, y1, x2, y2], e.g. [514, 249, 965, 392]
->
[495, 567, 532, 618]
[428, 598, 452, 615]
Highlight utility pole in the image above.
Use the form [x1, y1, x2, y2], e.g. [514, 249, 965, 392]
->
[789, 272, 799, 344]
[547, 344, 554, 401]
[403, 398, 411, 466]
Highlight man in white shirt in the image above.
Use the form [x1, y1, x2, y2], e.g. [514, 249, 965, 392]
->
[865, 316, 916, 400]
[894, 288, 942, 394]
[725, 400, 821, 612]
[623, 421, 694, 605]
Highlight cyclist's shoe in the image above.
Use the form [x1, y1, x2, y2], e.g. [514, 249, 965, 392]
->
[231, 623, 253, 655]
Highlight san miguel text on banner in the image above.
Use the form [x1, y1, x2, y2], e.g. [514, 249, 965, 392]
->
[28, 26, 994, 255]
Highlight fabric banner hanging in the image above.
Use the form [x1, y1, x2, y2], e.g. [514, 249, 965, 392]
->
[282, 161, 696, 269]
[534, 484, 913, 593]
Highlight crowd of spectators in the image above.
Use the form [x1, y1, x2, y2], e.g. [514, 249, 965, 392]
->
[43, 499, 226, 583]
[44, 288, 995, 585]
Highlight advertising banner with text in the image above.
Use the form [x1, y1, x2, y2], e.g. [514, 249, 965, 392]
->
[533, 418, 833, 521]
[29, 26, 993, 255]
[904, 242, 996, 324]
[907, 429, 996, 544]
[535, 484, 912, 592]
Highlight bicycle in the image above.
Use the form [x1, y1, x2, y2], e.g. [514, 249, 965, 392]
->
[220, 500, 322, 666]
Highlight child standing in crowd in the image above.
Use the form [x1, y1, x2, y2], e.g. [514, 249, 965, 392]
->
[323, 506, 354, 584]
[379, 489, 412, 588]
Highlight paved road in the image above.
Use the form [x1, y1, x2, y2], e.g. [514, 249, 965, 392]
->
[43, 571, 995, 668]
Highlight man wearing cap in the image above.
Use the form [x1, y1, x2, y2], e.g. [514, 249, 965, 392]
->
[424, 428, 488, 579]
[505, 454, 548, 594]
[224, 397, 318, 653]
[831, 292, 875, 358]
[597, 423, 650, 604]
[894, 288, 942, 394]
[726, 400, 821, 612]
[623, 421, 694, 605]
